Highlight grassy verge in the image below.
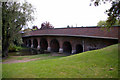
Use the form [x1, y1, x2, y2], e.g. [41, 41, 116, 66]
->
[0, 39, 1, 56]
[2, 44, 118, 78]
[0, 63, 2, 80]
[3, 54, 64, 61]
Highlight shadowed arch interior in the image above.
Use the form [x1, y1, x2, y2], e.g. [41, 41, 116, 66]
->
[33, 39, 38, 48]
[28, 39, 31, 47]
[25, 40, 27, 46]
[50, 39, 60, 52]
[63, 41, 72, 54]
[76, 44, 83, 53]
[40, 38, 48, 50]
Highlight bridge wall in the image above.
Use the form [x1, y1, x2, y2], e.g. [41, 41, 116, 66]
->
[23, 36, 118, 54]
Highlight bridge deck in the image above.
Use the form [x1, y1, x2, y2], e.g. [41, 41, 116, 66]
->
[23, 26, 119, 39]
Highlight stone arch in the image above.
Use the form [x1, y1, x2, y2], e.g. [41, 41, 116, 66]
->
[40, 38, 48, 50]
[25, 40, 27, 46]
[76, 44, 83, 53]
[28, 39, 31, 47]
[63, 41, 72, 54]
[33, 39, 38, 48]
[50, 39, 60, 52]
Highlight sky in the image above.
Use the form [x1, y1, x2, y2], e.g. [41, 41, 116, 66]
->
[24, 0, 111, 28]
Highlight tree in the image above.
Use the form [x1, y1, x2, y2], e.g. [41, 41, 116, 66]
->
[90, 0, 120, 27]
[97, 20, 107, 26]
[23, 28, 32, 32]
[32, 26, 38, 30]
[67, 25, 70, 28]
[97, 20, 120, 26]
[40, 21, 54, 29]
[0, 3, 1, 37]
[2, 1, 35, 57]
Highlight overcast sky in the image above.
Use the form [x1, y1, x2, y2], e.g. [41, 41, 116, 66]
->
[25, 0, 111, 28]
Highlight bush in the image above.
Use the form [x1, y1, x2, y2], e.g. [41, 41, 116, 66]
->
[9, 44, 23, 52]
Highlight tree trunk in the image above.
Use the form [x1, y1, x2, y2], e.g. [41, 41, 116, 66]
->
[2, 30, 9, 58]
[2, 44, 9, 58]
[2, 19, 9, 58]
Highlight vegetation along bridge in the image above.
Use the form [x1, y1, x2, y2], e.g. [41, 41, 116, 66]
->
[22, 26, 119, 54]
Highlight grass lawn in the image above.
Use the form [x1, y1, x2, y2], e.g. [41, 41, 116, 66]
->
[3, 54, 64, 61]
[2, 44, 118, 78]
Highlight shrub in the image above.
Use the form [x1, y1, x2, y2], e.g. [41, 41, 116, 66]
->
[9, 44, 23, 52]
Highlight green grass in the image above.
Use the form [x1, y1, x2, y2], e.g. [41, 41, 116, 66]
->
[0, 62, 2, 80]
[2, 44, 118, 78]
[0, 39, 1, 56]
[3, 54, 65, 61]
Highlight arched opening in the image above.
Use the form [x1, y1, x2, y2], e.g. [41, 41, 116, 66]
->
[25, 40, 27, 46]
[63, 41, 72, 54]
[76, 44, 83, 53]
[28, 39, 31, 47]
[40, 38, 48, 50]
[33, 39, 38, 48]
[50, 39, 60, 52]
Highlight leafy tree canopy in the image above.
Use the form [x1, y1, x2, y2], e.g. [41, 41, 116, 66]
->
[97, 19, 120, 26]
[32, 25, 38, 30]
[90, 0, 120, 27]
[2, 1, 35, 57]
[41, 21, 54, 30]
[23, 28, 32, 32]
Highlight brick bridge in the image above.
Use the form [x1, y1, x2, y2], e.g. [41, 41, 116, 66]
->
[22, 26, 119, 54]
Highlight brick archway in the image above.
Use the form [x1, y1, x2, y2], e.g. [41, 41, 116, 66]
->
[33, 39, 38, 48]
[50, 39, 60, 52]
[25, 40, 27, 46]
[63, 41, 72, 54]
[40, 38, 48, 50]
[28, 39, 31, 47]
[76, 44, 83, 53]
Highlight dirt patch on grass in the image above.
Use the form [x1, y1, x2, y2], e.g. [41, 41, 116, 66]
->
[2, 56, 41, 64]
[2, 53, 66, 64]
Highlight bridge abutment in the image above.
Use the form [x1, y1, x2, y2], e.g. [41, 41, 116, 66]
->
[59, 48, 63, 53]
[37, 38, 40, 50]
[47, 38, 51, 52]
[31, 38, 33, 48]
[47, 47, 51, 52]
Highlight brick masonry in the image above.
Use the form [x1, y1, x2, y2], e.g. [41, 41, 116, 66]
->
[22, 26, 119, 54]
